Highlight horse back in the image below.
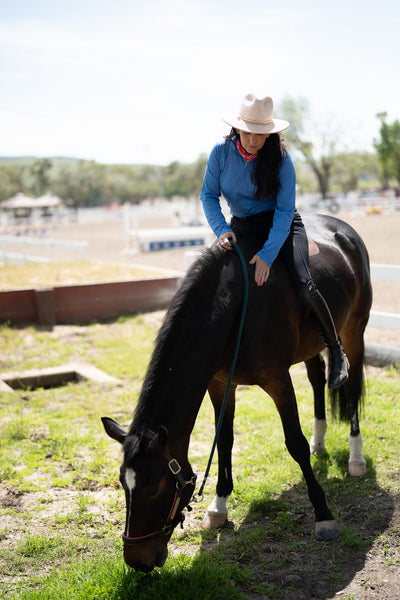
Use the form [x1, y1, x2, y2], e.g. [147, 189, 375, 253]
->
[220, 213, 372, 380]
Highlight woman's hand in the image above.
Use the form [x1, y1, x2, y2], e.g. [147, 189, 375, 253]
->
[249, 255, 270, 286]
[218, 231, 237, 251]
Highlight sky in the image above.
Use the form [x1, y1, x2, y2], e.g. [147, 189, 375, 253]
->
[1, 0, 400, 165]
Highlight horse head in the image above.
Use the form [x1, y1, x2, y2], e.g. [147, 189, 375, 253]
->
[101, 417, 196, 572]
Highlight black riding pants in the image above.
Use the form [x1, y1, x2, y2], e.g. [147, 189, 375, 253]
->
[230, 210, 312, 289]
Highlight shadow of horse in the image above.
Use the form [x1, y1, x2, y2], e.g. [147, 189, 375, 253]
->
[198, 459, 395, 599]
[116, 458, 394, 600]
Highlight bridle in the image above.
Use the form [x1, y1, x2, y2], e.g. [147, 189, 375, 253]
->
[122, 429, 197, 546]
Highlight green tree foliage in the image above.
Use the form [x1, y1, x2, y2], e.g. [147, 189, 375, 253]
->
[279, 96, 338, 199]
[331, 152, 381, 194]
[374, 113, 400, 188]
[0, 140, 385, 209]
[0, 163, 28, 202]
[31, 158, 52, 196]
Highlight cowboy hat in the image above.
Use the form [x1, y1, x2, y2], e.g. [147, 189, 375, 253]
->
[222, 93, 289, 134]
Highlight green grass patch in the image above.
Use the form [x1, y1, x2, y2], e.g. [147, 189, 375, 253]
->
[0, 318, 399, 599]
[10, 551, 249, 600]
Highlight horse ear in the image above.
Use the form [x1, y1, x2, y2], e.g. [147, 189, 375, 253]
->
[101, 417, 127, 444]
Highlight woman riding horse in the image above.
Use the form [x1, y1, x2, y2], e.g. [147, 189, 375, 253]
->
[200, 92, 348, 390]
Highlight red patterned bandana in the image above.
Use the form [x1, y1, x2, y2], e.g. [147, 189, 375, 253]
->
[236, 139, 258, 162]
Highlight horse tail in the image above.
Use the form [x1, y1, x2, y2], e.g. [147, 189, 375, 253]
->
[328, 363, 366, 423]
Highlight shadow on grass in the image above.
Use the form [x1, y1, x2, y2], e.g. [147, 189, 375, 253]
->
[114, 455, 395, 600]
[195, 455, 395, 600]
[9, 456, 395, 600]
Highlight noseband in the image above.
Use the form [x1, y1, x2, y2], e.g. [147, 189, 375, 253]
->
[122, 429, 197, 545]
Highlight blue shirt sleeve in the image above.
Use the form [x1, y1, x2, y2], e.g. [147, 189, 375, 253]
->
[200, 142, 296, 266]
[200, 142, 234, 239]
[256, 155, 296, 266]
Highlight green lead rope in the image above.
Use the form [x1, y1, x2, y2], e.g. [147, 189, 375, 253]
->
[197, 241, 249, 497]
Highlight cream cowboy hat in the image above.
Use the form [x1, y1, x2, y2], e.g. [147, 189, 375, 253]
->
[222, 93, 289, 134]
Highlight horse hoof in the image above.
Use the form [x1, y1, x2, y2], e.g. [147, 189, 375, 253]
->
[310, 443, 327, 456]
[315, 519, 339, 541]
[348, 460, 367, 477]
[202, 511, 228, 529]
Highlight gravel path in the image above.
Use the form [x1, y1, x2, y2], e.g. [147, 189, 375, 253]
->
[51, 209, 400, 348]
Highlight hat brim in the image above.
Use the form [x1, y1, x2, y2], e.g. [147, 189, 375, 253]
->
[221, 114, 289, 134]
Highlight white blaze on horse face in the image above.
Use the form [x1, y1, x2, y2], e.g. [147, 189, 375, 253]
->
[124, 468, 136, 537]
[125, 468, 136, 492]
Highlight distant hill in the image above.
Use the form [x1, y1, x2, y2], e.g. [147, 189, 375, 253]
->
[0, 156, 151, 169]
[0, 156, 81, 166]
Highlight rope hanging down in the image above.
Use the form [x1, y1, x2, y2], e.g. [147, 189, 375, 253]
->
[197, 241, 249, 497]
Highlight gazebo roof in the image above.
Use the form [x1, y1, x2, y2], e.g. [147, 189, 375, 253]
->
[1, 192, 64, 209]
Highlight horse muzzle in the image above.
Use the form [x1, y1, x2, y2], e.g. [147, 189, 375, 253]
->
[124, 542, 168, 572]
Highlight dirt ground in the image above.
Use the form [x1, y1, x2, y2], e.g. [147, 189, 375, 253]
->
[51, 208, 400, 348]
[2, 208, 399, 600]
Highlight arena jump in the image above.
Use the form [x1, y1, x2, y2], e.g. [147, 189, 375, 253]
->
[124, 226, 213, 254]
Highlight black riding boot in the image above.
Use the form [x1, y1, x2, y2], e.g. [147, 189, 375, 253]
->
[305, 280, 349, 389]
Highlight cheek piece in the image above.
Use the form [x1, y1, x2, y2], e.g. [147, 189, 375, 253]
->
[122, 429, 197, 545]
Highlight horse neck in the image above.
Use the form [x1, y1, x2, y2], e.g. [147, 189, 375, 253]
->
[131, 250, 241, 453]
[132, 339, 217, 451]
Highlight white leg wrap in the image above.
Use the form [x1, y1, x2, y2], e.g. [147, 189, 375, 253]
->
[348, 433, 367, 477]
[202, 495, 228, 529]
[310, 419, 327, 455]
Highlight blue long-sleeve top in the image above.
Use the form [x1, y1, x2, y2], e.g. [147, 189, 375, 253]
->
[200, 138, 296, 267]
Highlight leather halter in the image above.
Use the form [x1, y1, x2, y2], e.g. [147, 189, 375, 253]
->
[122, 429, 197, 545]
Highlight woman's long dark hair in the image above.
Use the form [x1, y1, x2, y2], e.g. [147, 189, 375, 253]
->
[225, 129, 287, 200]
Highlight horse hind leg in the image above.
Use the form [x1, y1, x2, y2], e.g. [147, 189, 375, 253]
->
[336, 317, 367, 477]
[202, 378, 236, 529]
[305, 354, 328, 455]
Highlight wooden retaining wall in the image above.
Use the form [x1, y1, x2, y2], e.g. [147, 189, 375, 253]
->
[0, 278, 180, 326]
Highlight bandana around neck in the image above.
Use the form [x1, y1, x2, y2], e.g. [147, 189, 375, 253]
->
[236, 139, 258, 162]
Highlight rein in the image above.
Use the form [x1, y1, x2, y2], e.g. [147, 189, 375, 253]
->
[122, 429, 197, 545]
[122, 242, 249, 543]
[197, 241, 249, 496]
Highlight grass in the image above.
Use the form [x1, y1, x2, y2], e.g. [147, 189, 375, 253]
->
[0, 261, 168, 290]
[0, 315, 399, 599]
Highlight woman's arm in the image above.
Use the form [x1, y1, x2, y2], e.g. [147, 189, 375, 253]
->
[200, 143, 234, 239]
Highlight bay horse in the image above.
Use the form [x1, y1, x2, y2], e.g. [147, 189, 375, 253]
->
[102, 213, 372, 572]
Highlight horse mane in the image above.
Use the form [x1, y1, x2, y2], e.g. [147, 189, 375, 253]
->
[131, 247, 225, 428]
[154, 246, 224, 345]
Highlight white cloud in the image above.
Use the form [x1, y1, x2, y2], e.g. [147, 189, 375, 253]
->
[1, 0, 399, 163]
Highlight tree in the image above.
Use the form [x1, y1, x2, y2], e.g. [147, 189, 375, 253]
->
[374, 113, 400, 189]
[0, 163, 28, 202]
[51, 160, 107, 209]
[278, 96, 339, 199]
[331, 152, 381, 194]
[31, 158, 52, 196]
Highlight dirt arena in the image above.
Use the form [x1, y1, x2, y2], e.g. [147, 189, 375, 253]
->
[50, 209, 400, 349]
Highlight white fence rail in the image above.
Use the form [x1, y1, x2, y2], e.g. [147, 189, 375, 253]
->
[369, 264, 400, 331]
[0, 236, 89, 263]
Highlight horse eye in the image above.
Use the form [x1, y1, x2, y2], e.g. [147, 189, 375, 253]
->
[143, 483, 159, 498]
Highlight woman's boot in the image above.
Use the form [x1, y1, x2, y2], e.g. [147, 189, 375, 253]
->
[305, 280, 349, 389]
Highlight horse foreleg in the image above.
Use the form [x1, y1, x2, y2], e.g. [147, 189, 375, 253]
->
[305, 354, 328, 455]
[202, 379, 236, 529]
[266, 374, 339, 541]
